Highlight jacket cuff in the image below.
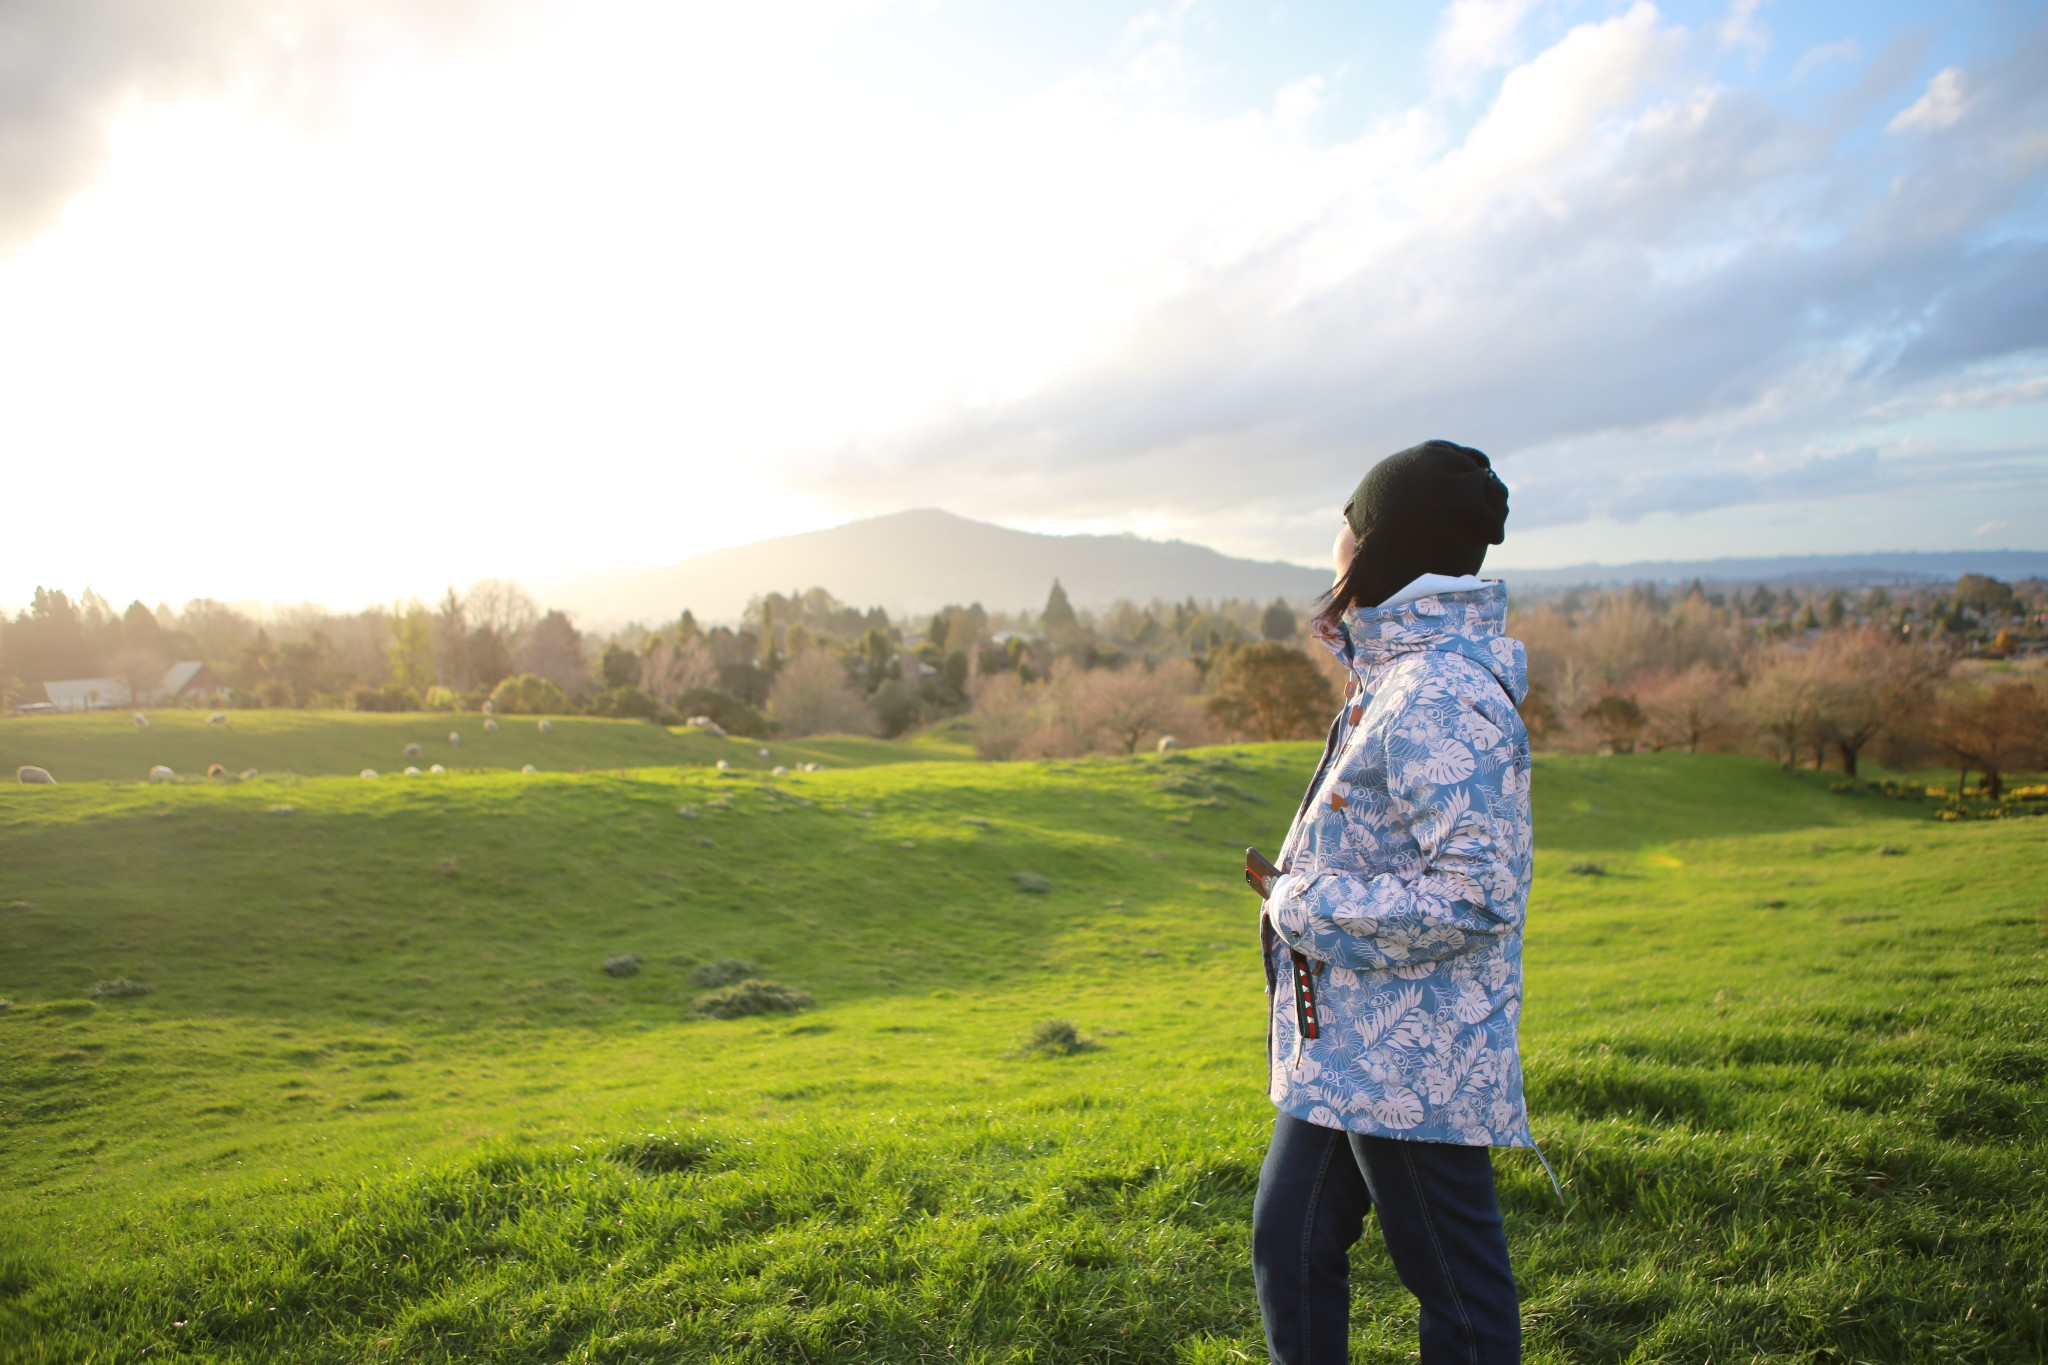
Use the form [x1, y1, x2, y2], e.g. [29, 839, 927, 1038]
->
[1264, 872, 1310, 943]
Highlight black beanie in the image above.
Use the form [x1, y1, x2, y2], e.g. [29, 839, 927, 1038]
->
[1341, 439, 1509, 610]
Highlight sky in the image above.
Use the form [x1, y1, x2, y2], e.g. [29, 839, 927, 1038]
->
[1, 0, 2044, 612]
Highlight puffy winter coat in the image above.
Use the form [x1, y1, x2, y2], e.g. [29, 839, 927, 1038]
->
[1262, 582, 1535, 1147]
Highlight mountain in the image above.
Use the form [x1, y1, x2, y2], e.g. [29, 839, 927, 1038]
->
[1491, 550, 2048, 590]
[544, 509, 1333, 626]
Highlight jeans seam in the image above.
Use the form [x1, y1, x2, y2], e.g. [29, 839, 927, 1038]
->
[1401, 1141, 1481, 1365]
[1297, 1127, 1340, 1365]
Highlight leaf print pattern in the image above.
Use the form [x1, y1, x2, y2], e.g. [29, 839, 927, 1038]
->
[1266, 582, 1536, 1148]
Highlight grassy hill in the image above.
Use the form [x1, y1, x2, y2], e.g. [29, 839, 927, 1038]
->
[1, 746, 2043, 1362]
[0, 710, 973, 784]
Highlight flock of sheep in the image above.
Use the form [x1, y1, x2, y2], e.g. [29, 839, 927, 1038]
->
[12, 708, 559, 786]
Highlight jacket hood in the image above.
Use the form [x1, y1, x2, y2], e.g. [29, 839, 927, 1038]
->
[1314, 580, 1529, 705]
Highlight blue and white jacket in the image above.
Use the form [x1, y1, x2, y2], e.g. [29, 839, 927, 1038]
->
[1263, 579, 1535, 1147]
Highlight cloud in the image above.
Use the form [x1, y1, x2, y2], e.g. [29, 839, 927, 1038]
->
[1429, 0, 1544, 94]
[0, 0, 499, 252]
[1889, 66, 1968, 133]
[784, 5, 2048, 559]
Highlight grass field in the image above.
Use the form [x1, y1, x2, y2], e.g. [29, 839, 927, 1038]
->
[0, 710, 976, 785]
[1, 727, 2044, 1363]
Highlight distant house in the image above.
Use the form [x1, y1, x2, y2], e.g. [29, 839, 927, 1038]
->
[40, 661, 228, 712]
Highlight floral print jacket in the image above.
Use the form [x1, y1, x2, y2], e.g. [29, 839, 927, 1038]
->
[1262, 582, 1535, 1147]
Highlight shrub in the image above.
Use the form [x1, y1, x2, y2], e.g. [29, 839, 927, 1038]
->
[422, 686, 464, 712]
[1021, 1019, 1097, 1056]
[347, 682, 422, 713]
[589, 686, 661, 720]
[691, 980, 812, 1019]
[489, 673, 572, 716]
[602, 953, 642, 978]
[673, 688, 772, 738]
[687, 958, 758, 989]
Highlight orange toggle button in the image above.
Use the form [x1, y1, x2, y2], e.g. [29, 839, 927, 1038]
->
[1329, 791, 1349, 811]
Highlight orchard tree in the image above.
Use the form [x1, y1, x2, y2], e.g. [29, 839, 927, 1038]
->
[1206, 643, 1333, 741]
[1807, 627, 1946, 776]
[1925, 679, 2047, 800]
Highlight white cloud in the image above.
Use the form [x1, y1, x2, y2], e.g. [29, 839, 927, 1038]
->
[1889, 66, 1968, 133]
[1429, 0, 1544, 94]
[1791, 38, 1859, 83]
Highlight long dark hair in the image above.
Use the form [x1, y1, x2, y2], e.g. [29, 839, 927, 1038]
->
[1314, 548, 1405, 632]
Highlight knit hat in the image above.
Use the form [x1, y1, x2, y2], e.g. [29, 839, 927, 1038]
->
[1340, 439, 1509, 609]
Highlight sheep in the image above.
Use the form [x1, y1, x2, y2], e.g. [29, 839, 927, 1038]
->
[772, 765, 789, 776]
[447, 731, 461, 747]
[537, 719, 553, 734]
[484, 718, 499, 733]
[481, 699, 494, 715]
[715, 759, 730, 771]
[521, 763, 537, 774]
[239, 769, 260, 780]
[16, 766, 55, 785]
[1156, 735, 1179, 753]
[361, 768, 379, 779]
[757, 747, 771, 759]
[132, 713, 149, 729]
[429, 763, 446, 774]
[208, 713, 228, 726]
[703, 722, 727, 738]
[148, 765, 174, 781]
[207, 763, 227, 778]
[404, 765, 422, 777]
[403, 743, 423, 759]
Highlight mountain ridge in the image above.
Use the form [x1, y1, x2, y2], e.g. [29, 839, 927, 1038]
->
[542, 509, 2048, 626]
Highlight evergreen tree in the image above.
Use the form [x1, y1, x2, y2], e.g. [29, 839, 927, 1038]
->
[1260, 598, 1297, 641]
[1042, 580, 1079, 638]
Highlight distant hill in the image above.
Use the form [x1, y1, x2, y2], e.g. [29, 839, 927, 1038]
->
[545, 509, 1333, 626]
[1492, 550, 2048, 590]
[542, 510, 2048, 626]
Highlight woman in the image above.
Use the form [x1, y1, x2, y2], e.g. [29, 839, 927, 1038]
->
[1251, 439, 1538, 1365]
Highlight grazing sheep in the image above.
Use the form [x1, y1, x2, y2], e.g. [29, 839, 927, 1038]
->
[772, 765, 789, 776]
[521, 763, 537, 774]
[404, 766, 422, 776]
[429, 763, 446, 774]
[403, 743, 422, 759]
[208, 713, 228, 726]
[537, 719, 553, 734]
[148, 765, 174, 781]
[757, 747, 771, 758]
[1156, 735, 1178, 753]
[207, 763, 227, 778]
[361, 768, 379, 779]
[484, 718, 499, 733]
[715, 759, 730, 771]
[482, 700, 494, 715]
[703, 722, 727, 738]
[239, 769, 259, 780]
[132, 713, 149, 729]
[16, 766, 55, 786]
[447, 731, 461, 746]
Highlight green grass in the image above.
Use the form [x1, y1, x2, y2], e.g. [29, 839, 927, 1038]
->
[0, 710, 969, 784]
[0, 745, 2043, 1363]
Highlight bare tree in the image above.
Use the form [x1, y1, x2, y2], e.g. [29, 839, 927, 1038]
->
[1807, 628, 1948, 776]
[1742, 647, 1826, 769]
[640, 635, 720, 704]
[464, 579, 538, 640]
[1636, 663, 1736, 753]
[768, 651, 878, 737]
[1206, 643, 1334, 741]
[1068, 659, 1207, 754]
[1925, 679, 2048, 800]
[520, 610, 587, 696]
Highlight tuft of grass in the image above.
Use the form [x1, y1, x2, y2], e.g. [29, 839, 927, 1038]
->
[601, 953, 642, 978]
[686, 957, 758, 989]
[85, 978, 152, 999]
[691, 979, 813, 1019]
[609, 1130, 721, 1174]
[1011, 872, 1053, 893]
[1565, 860, 1606, 876]
[1021, 1018, 1097, 1056]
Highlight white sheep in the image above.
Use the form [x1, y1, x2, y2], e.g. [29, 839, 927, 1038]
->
[403, 743, 423, 759]
[361, 768, 379, 779]
[482, 699, 494, 715]
[772, 765, 789, 776]
[537, 719, 553, 734]
[521, 763, 537, 774]
[208, 713, 228, 726]
[132, 713, 149, 729]
[429, 763, 446, 775]
[757, 747, 770, 759]
[1156, 735, 1179, 753]
[715, 759, 730, 772]
[484, 718, 499, 733]
[16, 766, 55, 785]
[148, 765, 174, 781]
[448, 731, 461, 747]
[404, 766, 422, 776]
[239, 769, 260, 780]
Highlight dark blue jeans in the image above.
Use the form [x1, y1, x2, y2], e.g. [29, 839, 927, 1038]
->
[1252, 1111, 1519, 1364]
